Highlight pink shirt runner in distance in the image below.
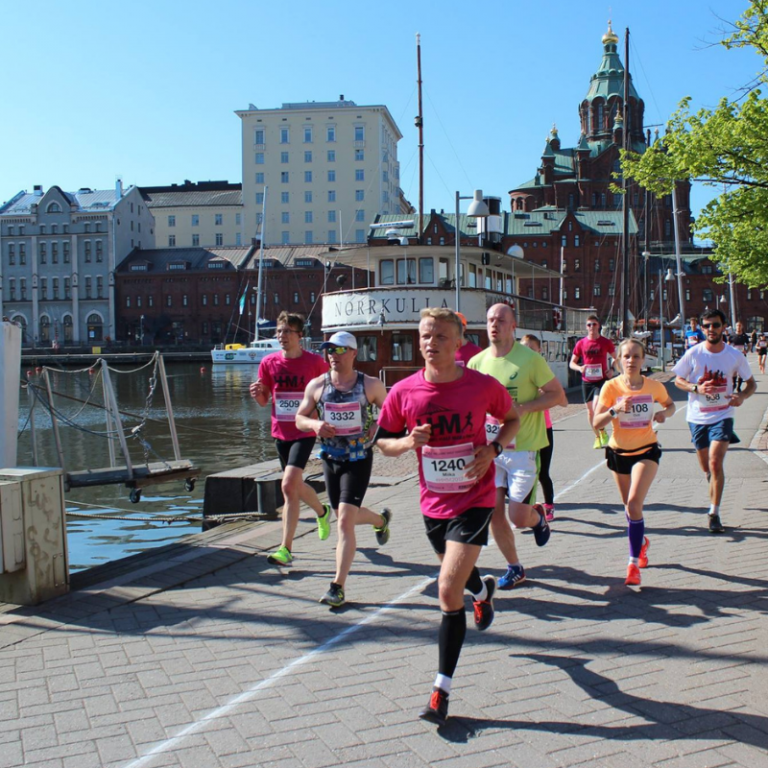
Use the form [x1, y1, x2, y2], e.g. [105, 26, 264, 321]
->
[258, 350, 329, 441]
[377, 368, 512, 519]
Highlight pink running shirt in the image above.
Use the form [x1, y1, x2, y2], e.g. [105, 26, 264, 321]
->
[572, 336, 615, 382]
[377, 368, 512, 519]
[455, 341, 483, 368]
[258, 351, 329, 441]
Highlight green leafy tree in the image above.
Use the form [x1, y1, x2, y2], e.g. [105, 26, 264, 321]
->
[622, 0, 768, 287]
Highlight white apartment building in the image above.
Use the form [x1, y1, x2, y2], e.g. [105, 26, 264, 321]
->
[0, 182, 155, 345]
[238, 97, 405, 246]
[141, 180, 244, 249]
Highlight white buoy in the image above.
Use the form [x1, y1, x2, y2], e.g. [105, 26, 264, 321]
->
[1, 321, 22, 467]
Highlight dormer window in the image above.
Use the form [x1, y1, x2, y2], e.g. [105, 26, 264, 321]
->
[46, 202, 61, 213]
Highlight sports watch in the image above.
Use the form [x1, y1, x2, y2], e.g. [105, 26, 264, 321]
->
[491, 440, 503, 456]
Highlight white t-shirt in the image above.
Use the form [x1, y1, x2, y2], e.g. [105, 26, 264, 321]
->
[672, 343, 753, 425]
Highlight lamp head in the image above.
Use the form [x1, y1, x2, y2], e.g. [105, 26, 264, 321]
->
[466, 190, 490, 218]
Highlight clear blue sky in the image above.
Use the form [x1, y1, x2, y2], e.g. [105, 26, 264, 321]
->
[0, 0, 756, 226]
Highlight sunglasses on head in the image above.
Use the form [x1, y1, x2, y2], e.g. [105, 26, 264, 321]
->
[327, 346, 349, 355]
[701, 322, 722, 329]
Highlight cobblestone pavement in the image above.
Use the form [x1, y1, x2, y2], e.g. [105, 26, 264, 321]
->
[1, 363, 767, 768]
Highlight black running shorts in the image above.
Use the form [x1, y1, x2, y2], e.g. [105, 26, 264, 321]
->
[322, 450, 373, 509]
[582, 377, 609, 404]
[605, 444, 661, 475]
[423, 507, 494, 555]
[275, 437, 316, 470]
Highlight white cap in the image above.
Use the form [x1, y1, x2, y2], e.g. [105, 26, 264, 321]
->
[319, 331, 358, 350]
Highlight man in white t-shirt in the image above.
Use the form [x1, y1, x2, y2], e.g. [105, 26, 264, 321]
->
[672, 309, 755, 533]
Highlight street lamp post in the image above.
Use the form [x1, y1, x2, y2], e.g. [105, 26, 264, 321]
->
[454, 190, 490, 312]
[658, 267, 674, 370]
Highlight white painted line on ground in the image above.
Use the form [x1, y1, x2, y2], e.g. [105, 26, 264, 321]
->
[120, 575, 434, 768]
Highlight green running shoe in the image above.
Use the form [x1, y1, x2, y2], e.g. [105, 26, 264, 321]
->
[267, 545, 292, 565]
[599, 429, 610, 447]
[317, 503, 332, 541]
[374, 508, 392, 546]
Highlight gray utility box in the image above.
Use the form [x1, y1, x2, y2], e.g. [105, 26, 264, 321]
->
[0, 468, 69, 605]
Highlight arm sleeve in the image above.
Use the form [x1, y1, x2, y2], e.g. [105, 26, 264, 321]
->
[652, 380, 671, 404]
[572, 339, 583, 361]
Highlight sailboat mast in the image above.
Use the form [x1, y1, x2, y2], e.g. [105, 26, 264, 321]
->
[254, 185, 267, 341]
[621, 27, 631, 337]
[416, 33, 424, 239]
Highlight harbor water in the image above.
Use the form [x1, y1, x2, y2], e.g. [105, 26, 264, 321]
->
[17, 361, 276, 572]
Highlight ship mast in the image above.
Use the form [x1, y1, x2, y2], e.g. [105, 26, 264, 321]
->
[621, 27, 631, 338]
[416, 33, 424, 240]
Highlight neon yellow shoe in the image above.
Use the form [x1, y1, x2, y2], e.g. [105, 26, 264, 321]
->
[317, 503, 332, 541]
[599, 430, 610, 447]
[267, 545, 292, 565]
[593, 435, 602, 449]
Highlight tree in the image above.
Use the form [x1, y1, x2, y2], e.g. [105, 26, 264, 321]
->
[621, 0, 768, 287]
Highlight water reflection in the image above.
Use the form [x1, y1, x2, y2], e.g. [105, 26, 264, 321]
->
[18, 362, 276, 571]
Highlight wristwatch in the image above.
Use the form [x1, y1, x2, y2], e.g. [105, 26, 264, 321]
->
[608, 407, 618, 418]
[692, 384, 698, 393]
[491, 440, 503, 456]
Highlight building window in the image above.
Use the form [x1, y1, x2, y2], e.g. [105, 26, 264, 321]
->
[192, 234, 200, 246]
[380, 259, 394, 285]
[355, 170, 364, 182]
[594, 284, 601, 296]
[214, 214, 223, 226]
[20, 278, 26, 300]
[281, 191, 290, 204]
[64, 278, 70, 299]
[574, 259, 580, 271]
[282, 212, 290, 224]
[355, 149, 364, 161]
[609, 258, 615, 271]
[328, 230, 337, 243]
[574, 235, 580, 247]
[254, 128, 265, 145]
[327, 126, 336, 142]
[355, 190, 364, 201]
[305, 211, 313, 223]
[8, 279, 14, 300]
[328, 210, 336, 222]
[305, 231, 313, 243]
[85, 277, 92, 299]
[224, 293, 230, 305]
[354, 126, 364, 141]
[40, 278, 48, 300]
[574, 286, 581, 300]
[256, 192, 264, 204]
[686, 289, 691, 301]
[542, 287, 549, 301]
[305, 151, 312, 163]
[305, 191, 313, 203]
[561, 235, 567, 247]
[281, 151, 289, 163]
[8, 244, 15, 264]
[216, 233, 223, 246]
[703, 289, 714, 302]
[255, 152, 264, 164]
[419, 257, 434, 283]
[280, 128, 289, 144]
[96, 241, 103, 262]
[137, 295, 142, 308]
[305, 171, 313, 183]
[166, 294, 172, 307]
[328, 190, 336, 202]
[327, 150, 336, 162]
[355, 229, 365, 243]
[281, 172, 289, 183]
[304, 126, 313, 143]
[595, 259, 600, 272]
[328, 170, 336, 182]
[355, 209, 365, 222]
[97, 276, 103, 298]
[168, 215, 176, 227]
[169, 235, 176, 247]
[282, 231, 290, 244]
[255, 173, 264, 184]
[202, 293, 209, 306]
[191, 214, 199, 226]
[39, 242, 47, 263]
[19, 243, 26, 264]
[293, 292, 299, 303]
[148, 295, 154, 307]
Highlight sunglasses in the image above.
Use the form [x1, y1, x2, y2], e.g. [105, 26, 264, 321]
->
[586, 323, 599, 327]
[701, 323, 722, 329]
[327, 346, 349, 355]
[276, 328, 298, 335]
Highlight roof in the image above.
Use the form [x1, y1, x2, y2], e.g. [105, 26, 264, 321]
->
[584, 35, 641, 103]
[141, 189, 243, 208]
[116, 246, 254, 273]
[0, 186, 133, 215]
[367, 213, 482, 239]
[506, 208, 637, 236]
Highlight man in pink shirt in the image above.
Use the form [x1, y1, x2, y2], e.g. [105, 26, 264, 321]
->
[250, 312, 330, 565]
[569, 314, 617, 448]
[376, 308, 518, 727]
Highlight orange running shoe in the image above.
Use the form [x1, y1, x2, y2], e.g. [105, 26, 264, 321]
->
[625, 563, 641, 586]
[638, 537, 650, 569]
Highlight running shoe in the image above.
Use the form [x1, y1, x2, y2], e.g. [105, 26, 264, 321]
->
[419, 687, 449, 726]
[593, 435, 602, 449]
[543, 504, 555, 522]
[319, 582, 345, 607]
[638, 536, 650, 569]
[625, 563, 641, 586]
[599, 429, 610, 447]
[532, 504, 551, 547]
[374, 508, 392, 546]
[473, 576, 496, 631]
[498, 563, 526, 590]
[267, 545, 292, 565]
[317, 503, 332, 541]
[708, 513, 725, 534]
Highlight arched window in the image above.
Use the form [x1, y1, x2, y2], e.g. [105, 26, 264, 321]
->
[62, 315, 73, 343]
[39, 315, 51, 343]
[11, 315, 28, 344]
[86, 313, 103, 342]
[594, 103, 604, 132]
[46, 202, 61, 213]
